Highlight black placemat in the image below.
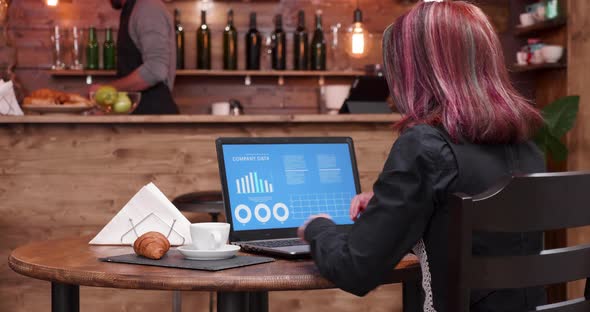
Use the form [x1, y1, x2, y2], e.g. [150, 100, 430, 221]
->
[99, 250, 274, 271]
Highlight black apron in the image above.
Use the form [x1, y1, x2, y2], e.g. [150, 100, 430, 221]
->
[117, 0, 179, 115]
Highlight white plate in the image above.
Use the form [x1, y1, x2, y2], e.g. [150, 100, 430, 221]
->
[177, 244, 240, 261]
[23, 104, 94, 114]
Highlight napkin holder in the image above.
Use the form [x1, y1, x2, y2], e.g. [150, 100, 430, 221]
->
[121, 212, 186, 245]
[89, 182, 192, 246]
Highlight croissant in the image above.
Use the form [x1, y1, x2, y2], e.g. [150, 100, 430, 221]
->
[133, 231, 170, 260]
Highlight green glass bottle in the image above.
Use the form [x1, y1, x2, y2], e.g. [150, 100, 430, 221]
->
[223, 9, 238, 70]
[245, 12, 261, 70]
[197, 10, 211, 70]
[271, 14, 286, 70]
[103, 27, 116, 70]
[85, 26, 99, 70]
[293, 10, 309, 70]
[174, 9, 185, 69]
[310, 11, 326, 71]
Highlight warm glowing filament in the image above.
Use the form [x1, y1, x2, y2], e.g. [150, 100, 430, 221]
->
[46, 0, 58, 6]
[351, 23, 365, 55]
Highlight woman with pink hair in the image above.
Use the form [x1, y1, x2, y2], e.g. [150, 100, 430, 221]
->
[298, 1, 546, 311]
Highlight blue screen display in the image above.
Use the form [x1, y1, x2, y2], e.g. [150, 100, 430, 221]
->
[222, 143, 357, 231]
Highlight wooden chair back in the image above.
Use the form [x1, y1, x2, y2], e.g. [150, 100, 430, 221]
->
[448, 172, 590, 311]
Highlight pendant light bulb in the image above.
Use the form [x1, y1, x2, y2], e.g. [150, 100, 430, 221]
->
[345, 4, 370, 58]
[351, 20, 365, 55]
[46, 0, 58, 6]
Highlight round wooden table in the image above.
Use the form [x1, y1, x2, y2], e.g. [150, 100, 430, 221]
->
[9, 237, 421, 312]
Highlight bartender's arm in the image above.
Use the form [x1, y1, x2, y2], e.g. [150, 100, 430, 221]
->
[90, 70, 150, 93]
[91, 2, 173, 92]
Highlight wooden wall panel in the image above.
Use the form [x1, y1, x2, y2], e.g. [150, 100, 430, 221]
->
[0, 122, 399, 312]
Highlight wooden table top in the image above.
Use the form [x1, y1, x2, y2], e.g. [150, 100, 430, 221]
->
[8, 236, 419, 292]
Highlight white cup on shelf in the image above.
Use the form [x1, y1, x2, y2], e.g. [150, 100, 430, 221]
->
[323, 85, 351, 114]
[211, 102, 230, 116]
[519, 13, 535, 27]
[541, 45, 564, 63]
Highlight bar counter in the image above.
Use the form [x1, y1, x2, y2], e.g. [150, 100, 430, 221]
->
[0, 113, 406, 312]
[0, 113, 402, 124]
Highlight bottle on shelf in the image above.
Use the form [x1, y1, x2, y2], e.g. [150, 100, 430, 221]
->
[545, 0, 559, 19]
[245, 12, 261, 70]
[174, 9, 185, 70]
[293, 10, 309, 70]
[197, 10, 211, 70]
[310, 10, 327, 71]
[271, 14, 286, 70]
[223, 9, 238, 70]
[85, 26, 99, 70]
[103, 27, 116, 70]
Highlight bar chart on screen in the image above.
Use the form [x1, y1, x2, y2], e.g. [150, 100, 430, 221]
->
[235, 172, 274, 194]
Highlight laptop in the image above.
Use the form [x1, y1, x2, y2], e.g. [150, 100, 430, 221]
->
[216, 137, 361, 258]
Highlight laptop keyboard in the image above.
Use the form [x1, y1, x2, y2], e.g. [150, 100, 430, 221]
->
[241, 239, 307, 248]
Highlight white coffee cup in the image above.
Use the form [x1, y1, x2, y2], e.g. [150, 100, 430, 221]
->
[190, 222, 230, 250]
[211, 102, 230, 116]
[519, 13, 535, 27]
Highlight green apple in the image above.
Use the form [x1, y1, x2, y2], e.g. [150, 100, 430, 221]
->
[95, 86, 117, 106]
[113, 92, 132, 113]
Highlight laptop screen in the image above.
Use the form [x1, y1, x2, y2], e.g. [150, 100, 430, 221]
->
[220, 142, 357, 232]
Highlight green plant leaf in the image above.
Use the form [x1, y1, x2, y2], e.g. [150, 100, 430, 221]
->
[542, 95, 580, 138]
[533, 125, 549, 154]
[546, 132, 568, 162]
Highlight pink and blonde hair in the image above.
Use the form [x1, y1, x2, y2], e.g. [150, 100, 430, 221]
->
[383, 1, 543, 144]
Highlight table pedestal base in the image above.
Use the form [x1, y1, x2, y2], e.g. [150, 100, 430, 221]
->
[52, 282, 79, 312]
[50, 280, 416, 312]
[217, 291, 269, 312]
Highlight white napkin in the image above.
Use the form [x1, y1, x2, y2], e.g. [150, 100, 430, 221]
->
[0, 80, 23, 116]
[89, 182, 191, 246]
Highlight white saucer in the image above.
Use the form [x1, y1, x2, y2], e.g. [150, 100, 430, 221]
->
[177, 244, 241, 261]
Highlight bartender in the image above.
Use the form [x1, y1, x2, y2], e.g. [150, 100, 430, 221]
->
[91, 0, 179, 114]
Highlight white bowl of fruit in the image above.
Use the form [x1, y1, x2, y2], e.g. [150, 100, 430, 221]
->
[90, 86, 140, 114]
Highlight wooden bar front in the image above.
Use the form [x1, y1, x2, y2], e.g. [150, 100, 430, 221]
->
[0, 115, 406, 312]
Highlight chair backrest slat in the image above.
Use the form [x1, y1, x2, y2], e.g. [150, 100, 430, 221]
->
[470, 244, 590, 289]
[471, 173, 590, 232]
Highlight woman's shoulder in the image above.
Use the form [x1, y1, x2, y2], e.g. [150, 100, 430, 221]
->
[396, 124, 450, 152]
[390, 124, 455, 167]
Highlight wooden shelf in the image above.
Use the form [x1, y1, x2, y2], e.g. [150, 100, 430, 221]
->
[50, 70, 117, 76]
[515, 18, 567, 37]
[511, 62, 567, 73]
[49, 69, 365, 77]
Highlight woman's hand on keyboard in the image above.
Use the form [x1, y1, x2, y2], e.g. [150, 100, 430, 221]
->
[297, 214, 332, 242]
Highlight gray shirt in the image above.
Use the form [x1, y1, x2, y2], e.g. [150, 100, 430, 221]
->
[128, 0, 176, 90]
